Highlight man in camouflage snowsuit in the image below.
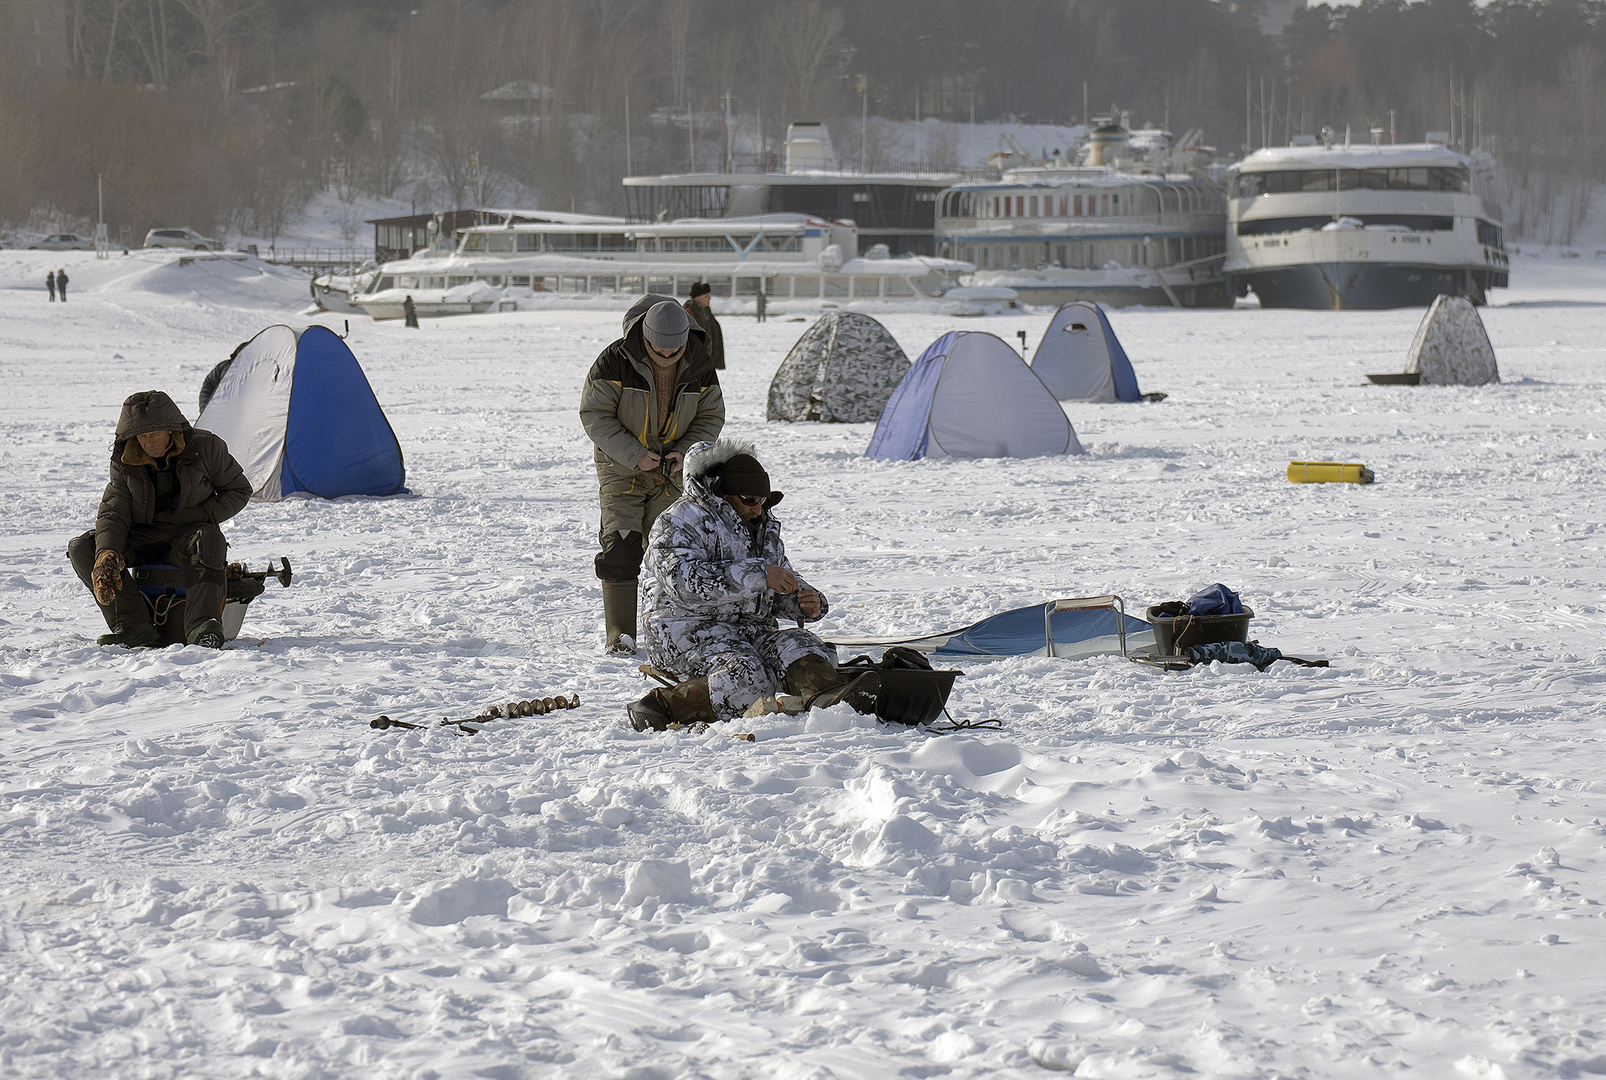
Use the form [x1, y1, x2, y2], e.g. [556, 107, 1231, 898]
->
[627, 438, 846, 731]
[580, 296, 724, 654]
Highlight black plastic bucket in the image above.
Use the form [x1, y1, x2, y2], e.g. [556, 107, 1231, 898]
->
[1146, 603, 1255, 656]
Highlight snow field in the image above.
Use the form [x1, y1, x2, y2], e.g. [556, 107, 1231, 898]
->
[1, 249, 1604, 1078]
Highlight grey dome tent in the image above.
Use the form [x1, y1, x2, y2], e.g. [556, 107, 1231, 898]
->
[1408, 294, 1499, 386]
[1030, 301, 1143, 402]
[767, 311, 910, 422]
[866, 331, 1083, 460]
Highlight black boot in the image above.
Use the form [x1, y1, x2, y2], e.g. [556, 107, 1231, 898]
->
[97, 623, 162, 648]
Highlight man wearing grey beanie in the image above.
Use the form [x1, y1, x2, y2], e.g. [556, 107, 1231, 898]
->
[580, 296, 725, 654]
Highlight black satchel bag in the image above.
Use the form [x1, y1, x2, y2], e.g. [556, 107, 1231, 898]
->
[834, 648, 961, 726]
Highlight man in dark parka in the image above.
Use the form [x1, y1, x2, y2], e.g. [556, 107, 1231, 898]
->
[68, 390, 252, 648]
[579, 297, 725, 653]
[683, 282, 724, 370]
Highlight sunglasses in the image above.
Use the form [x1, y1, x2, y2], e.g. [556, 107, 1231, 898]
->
[730, 494, 763, 507]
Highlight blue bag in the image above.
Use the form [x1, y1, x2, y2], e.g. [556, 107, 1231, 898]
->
[1184, 583, 1243, 617]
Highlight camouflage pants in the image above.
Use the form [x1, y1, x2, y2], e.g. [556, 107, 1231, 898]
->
[650, 619, 835, 721]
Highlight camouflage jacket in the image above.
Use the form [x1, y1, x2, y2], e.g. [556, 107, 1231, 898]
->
[641, 440, 829, 659]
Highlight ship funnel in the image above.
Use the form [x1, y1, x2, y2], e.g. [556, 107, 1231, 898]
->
[785, 122, 839, 173]
[1089, 119, 1130, 166]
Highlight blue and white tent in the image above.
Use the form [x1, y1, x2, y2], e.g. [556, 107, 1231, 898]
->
[197, 325, 407, 500]
[1030, 301, 1142, 402]
[866, 331, 1083, 460]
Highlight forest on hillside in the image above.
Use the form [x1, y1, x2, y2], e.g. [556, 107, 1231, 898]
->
[1, 0, 1601, 244]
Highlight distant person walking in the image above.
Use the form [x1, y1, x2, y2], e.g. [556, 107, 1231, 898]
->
[755, 287, 767, 323]
[683, 282, 724, 370]
[56, 269, 69, 302]
[46, 270, 56, 301]
[403, 295, 419, 329]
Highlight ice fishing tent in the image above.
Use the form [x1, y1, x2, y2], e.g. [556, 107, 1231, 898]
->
[1407, 294, 1499, 386]
[1030, 301, 1142, 401]
[866, 331, 1084, 460]
[768, 312, 910, 422]
[197, 324, 407, 499]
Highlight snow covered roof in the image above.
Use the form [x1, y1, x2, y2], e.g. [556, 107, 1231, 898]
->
[1237, 143, 1470, 172]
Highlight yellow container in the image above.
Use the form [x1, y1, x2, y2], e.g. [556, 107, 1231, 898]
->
[1287, 461, 1375, 484]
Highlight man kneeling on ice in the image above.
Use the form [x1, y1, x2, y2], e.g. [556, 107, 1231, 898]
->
[628, 439, 850, 731]
[68, 390, 251, 649]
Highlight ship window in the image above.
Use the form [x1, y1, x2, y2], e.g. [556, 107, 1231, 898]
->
[620, 274, 644, 293]
[1073, 195, 1082, 216]
[824, 276, 850, 298]
[884, 277, 915, 297]
[488, 233, 515, 253]
[1054, 244, 1066, 265]
[792, 275, 820, 297]
[460, 234, 484, 251]
[1008, 245, 1021, 267]
[517, 234, 540, 251]
[648, 276, 674, 294]
[510, 275, 530, 287]
[1016, 196, 1026, 217]
[449, 276, 472, 287]
[735, 276, 760, 296]
[1029, 196, 1039, 217]
[852, 277, 880, 298]
[1002, 197, 1011, 218]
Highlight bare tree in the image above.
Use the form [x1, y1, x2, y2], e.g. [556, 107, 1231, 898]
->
[176, 0, 262, 99]
[760, 1, 845, 124]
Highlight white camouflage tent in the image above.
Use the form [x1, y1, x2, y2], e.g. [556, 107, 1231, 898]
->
[1407, 294, 1499, 386]
[767, 312, 910, 422]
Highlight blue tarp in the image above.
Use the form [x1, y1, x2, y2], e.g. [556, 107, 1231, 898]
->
[832, 599, 1153, 659]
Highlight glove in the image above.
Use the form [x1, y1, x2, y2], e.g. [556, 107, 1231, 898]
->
[91, 550, 125, 606]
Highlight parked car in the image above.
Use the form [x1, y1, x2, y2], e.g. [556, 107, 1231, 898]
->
[27, 233, 96, 251]
[143, 228, 223, 251]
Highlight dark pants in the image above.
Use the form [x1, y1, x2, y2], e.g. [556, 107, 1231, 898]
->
[58, 283, 67, 301]
[69, 523, 228, 636]
[404, 309, 419, 328]
[47, 285, 56, 301]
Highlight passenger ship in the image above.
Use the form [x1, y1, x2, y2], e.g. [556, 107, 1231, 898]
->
[348, 212, 969, 320]
[934, 120, 1231, 308]
[1223, 136, 1509, 309]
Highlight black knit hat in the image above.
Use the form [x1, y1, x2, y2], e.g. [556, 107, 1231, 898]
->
[708, 453, 783, 508]
[688, 281, 712, 298]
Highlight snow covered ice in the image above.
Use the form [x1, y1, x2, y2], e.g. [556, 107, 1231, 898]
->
[2, 247, 1605, 1079]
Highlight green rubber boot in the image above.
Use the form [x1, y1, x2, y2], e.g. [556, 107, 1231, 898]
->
[602, 580, 638, 655]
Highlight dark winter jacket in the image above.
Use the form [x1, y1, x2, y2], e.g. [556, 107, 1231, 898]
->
[579, 301, 725, 485]
[684, 299, 724, 370]
[95, 390, 251, 554]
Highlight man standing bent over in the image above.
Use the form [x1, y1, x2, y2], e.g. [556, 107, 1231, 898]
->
[580, 297, 724, 654]
[68, 390, 251, 648]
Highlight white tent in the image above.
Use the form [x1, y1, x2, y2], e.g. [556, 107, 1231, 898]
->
[768, 312, 910, 422]
[1030, 301, 1144, 402]
[866, 331, 1083, 460]
[1407, 294, 1499, 386]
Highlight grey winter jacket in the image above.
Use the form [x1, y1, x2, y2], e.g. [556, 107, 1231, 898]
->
[95, 390, 251, 554]
[642, 440, 829, 657]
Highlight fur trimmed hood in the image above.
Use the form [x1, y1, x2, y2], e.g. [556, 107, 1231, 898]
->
[685, 438, 761, 480]
[684, 438, 783, 510]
